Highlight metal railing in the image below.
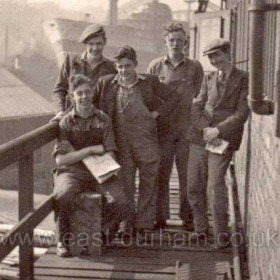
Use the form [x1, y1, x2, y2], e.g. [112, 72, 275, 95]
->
[0, 122, 58, 280]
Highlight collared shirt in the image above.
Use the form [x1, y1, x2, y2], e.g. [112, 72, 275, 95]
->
[147, 55, 204, 133]
[112, 73, 146, 109]
[53, 106, 116, 175]
[53, 51, 117, 113]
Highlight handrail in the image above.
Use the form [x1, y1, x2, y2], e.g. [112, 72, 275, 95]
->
[0, 122, 59, 280]
[0, 122, 58, 170]
[0, 196, 54, 261]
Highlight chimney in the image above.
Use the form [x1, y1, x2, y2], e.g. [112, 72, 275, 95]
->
[109, 0, 118, 26]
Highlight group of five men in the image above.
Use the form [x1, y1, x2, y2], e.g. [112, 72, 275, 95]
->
[52, 22, 249, 257]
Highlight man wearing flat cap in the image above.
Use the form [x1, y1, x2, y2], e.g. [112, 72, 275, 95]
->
[52, 24, 117, 115]
[187, 38, 250, 248]
[147, 22, 204, 231]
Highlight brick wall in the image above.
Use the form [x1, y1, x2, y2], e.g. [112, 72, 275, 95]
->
[235, 113, 280, 280]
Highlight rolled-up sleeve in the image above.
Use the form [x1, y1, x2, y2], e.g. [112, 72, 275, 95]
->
[52, 55, 71, 113]
[53, 120, 72, 158]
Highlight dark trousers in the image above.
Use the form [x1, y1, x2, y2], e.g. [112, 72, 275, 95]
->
[118, 141, 160, 229]
[53, 172, 129, 243]
[157, 131, 192, 222]
[187, 143, 233, 238]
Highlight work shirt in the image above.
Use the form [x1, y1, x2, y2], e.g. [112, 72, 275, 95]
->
[53, 51, 117, 113]
[53, 106, 116, 175]
[147, 55, 204, 134]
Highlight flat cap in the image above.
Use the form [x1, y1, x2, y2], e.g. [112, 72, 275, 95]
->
[203, 38, 230, 56]
[79, 24, 105, 43]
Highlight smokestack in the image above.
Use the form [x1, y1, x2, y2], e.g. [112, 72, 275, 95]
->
[109, 0, 118, 26]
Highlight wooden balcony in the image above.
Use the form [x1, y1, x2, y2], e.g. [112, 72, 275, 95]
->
[0, 122, 247, 280]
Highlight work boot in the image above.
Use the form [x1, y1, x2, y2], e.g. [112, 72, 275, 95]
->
[154, 220, 167, 230]
[56, 242, 70, 257]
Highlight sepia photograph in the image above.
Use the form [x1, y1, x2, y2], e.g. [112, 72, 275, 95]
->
[0, 0, 279, 279]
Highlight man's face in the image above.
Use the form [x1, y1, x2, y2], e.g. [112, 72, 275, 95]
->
[85, 36, 106, 59]
[115, 57, 137, 81]
[208, 49, 231, 71]
[72, 83, 94, 109]
[164, 31, 186, 56]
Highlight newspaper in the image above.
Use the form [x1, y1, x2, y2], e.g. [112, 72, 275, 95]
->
[83, 153, 121, 184]
[205, 139, 229, 154]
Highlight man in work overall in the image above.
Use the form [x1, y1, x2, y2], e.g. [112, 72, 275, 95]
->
[187, 39, 250, 248]
[95, 46, 181, 234]
[52, 24, 117, 117]
[147, 23, 204, 230]
[53, 74, 128, 257]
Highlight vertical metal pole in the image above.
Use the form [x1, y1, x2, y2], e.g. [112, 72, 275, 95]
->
[19, 154, 34, 280]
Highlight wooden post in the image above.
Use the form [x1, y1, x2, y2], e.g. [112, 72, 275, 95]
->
[18, 154, 34, 280]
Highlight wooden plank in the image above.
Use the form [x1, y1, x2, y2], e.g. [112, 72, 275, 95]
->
[0, 122, 58, 170]
[35, 254, 180, 267]
[0, 196, 54, 261]
[34, 268, 174, 280]
[35, 261, 175, 274]
[18, 154, 34, 280]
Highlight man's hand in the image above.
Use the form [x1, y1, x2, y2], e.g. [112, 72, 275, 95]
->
[203, 127, 220, 143]
[49, 111, 66, 123]
[208, 138, 222, 147]
[151, 111, 159, 119]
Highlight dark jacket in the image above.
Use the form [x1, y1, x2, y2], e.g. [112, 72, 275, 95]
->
[188, 67, 250, 151]
[94, 73, 181, 143]
[52, 52, 117, 113]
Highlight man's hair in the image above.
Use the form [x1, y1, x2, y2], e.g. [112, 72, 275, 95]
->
[69, 74, 92, 92]
[162, 22, 186, 37]
[114, 45, 137, 63]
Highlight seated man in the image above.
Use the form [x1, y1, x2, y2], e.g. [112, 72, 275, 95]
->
[95, 46, 181, 234]
[53, 74, 127, 257]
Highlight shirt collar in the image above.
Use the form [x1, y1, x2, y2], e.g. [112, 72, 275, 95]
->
[164, 54, 186, 67]
[218, 64, 234, 79]
[70, 105, 98, 119]
[112, 73, 147, 86]
[78, 51, 107, 65]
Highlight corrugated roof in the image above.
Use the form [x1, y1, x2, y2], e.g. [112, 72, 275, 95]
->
[0, 68, 55, 119]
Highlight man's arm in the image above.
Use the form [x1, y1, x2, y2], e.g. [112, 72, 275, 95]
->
[193, 60, 204, 98]
[191, 75, 212, 131]
[216, 75, 250, 134]
[151, 76, 182, 120]
[55, 145, 105, 167]
[52, 55, 71, 113]
[101, 113, 117, 158]
[54, 119, 104, 167]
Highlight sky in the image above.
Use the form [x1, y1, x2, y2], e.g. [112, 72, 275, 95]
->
[27, 0, 196, 11]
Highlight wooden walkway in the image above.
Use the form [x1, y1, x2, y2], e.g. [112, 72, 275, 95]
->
[32, 170, 237, 280]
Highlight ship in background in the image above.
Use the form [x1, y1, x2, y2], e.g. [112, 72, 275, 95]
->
[43, 0, 185, 72]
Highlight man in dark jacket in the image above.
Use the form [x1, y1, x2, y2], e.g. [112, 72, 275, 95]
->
[95, 46, 181, 233]
[187, 38, 250, 248]
[52, 24, 117, 116]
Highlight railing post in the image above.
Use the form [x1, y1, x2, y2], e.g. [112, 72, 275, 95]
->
[18, 153, 34, 280]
